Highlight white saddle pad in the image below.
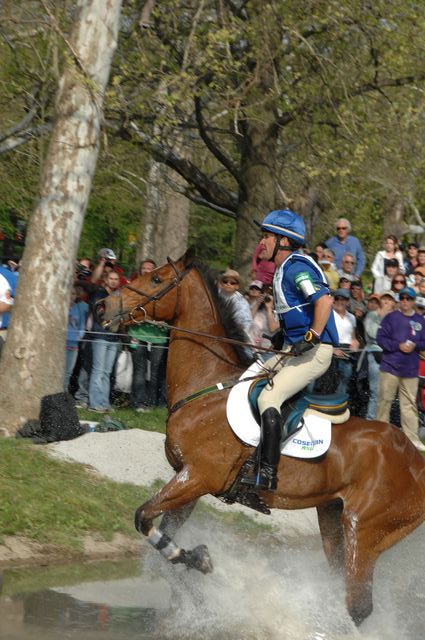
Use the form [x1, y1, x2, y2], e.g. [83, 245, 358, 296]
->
[226, 361, 331, 459]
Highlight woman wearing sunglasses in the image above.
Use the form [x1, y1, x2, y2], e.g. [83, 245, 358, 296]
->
[391, 273, 407, 301]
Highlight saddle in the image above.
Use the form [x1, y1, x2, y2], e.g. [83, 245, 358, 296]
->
[248, 377, 349, 439]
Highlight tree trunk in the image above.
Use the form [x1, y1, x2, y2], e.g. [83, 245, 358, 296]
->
[0, 0, 122, 436]
[235, 115, 279, 283]
[138, 131, 190, 265]
[383, 193, 409, 240]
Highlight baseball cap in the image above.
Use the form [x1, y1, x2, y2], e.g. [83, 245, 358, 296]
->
[249, 280, 263, 290]
[219, 268, 240, 283]
[415, 296, 425, 308]
[98, 248, 117, 260]
[414, 266, 425, 277]
[399, 286, 417, 299]
[332, 288, 350, 299]
[380, 290, 396, 301]
[368, 293, 380, 302]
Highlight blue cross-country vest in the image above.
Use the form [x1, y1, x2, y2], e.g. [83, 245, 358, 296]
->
[273, 252, 339, 346]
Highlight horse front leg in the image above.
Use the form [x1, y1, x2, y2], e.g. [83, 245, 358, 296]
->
[316, 500, 344, 573]
[342, 515, 378, 626]
[135, 467, 213, 574]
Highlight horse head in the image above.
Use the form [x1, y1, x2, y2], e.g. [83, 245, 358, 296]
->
[98, 249, 196, 331]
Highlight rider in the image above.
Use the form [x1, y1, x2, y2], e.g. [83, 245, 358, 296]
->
[248, 209, 339, 491]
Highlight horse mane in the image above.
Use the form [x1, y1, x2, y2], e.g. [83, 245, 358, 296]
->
[190, 258, 252, 366]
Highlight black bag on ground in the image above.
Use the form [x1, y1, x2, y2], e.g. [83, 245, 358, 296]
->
[17, 392, 84, 443]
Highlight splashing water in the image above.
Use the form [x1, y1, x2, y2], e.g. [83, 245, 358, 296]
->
[142, 513, 425, 640]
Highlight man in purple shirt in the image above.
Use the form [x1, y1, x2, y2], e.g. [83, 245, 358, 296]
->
[376, 286, 425, 451]
[325, 218, 366, 277]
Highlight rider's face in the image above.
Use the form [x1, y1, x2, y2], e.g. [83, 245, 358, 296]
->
[259, 232, 280, 260]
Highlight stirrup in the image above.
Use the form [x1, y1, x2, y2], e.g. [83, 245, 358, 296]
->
[255, 463, 278, 491]
[240, 463, 278, 492]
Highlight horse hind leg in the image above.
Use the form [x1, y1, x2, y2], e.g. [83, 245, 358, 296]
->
[135, 467, 213, 574]
[316, 500, 345, 573]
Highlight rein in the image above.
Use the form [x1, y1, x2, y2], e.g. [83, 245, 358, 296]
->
[136, 316, 287, 357]
[104, 256, 288, 358]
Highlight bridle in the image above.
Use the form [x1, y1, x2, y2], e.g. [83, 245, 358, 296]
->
[101, 257, 192, 329]
[101, 256, 287, 358]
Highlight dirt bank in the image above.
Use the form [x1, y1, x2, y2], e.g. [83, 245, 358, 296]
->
[0, 533, 141, 570]
[0, 429, 318, 568]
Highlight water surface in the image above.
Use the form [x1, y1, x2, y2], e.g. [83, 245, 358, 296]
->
[1, 515, 424, 639]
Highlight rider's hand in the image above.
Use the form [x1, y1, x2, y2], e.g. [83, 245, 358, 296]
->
[291, 330, 320, 356]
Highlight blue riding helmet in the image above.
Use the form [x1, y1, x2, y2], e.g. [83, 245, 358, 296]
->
[254, 209, 306, 244]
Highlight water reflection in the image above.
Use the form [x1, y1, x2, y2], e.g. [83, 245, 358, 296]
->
[0, 556, 170, 640]
[1, 516, 425, 640]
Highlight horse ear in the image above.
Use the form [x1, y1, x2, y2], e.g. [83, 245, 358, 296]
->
[180, 246, 197, 266]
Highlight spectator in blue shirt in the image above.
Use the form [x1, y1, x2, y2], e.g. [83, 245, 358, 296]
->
[325, 218, 366, 277]
[0, 263, 19, 330]
[65, 285, 88, 391]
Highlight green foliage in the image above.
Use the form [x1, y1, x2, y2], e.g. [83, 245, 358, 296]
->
[188, 204, 236, 269]
[2, 0, 425, 267]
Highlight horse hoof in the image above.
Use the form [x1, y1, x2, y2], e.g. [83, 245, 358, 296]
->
[134, 508, 148, 534]
[180, 544, 213, 574]
[348, 602, 373, 626]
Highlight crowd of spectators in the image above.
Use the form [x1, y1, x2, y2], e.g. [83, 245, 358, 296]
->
[249, 217, 425, 451]
[2, 216, 425, 451]
[70, 250, 169, 413]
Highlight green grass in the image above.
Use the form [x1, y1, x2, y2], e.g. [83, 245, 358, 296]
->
[77, 405, 167, 433]
[0, 438, 151, 552]
[0, 406, 274, 561]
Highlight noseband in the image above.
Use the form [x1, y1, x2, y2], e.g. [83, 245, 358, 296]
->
[103, 257, 191, 328]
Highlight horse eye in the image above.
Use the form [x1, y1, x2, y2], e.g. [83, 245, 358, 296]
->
[151, 274, 162, 285]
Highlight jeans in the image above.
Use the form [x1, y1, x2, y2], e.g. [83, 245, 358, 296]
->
[336, 358, 353, 394]
[89, 339, 119, 410]
[366, 352, 380, 419]
[74, 340, 92, 405]
[65, 349, 79, 392]
[130, 342, 167, 408]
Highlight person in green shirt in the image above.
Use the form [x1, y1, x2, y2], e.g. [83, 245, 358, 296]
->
[127, 259, 169, 411]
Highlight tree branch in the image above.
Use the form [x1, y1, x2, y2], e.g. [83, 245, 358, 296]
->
[194, 95, 244, 192]
[0, 86, 41, 143]
[276, 72, 425, 129]
[0, 123, 52, 154]
[139, 0, 156, 29]
[162, 171, 237, 218]
[117, 120, 238, 214]
[407, 194, 425, 228]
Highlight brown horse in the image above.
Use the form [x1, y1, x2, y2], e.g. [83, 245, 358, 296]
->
[100, 251, 425, 626]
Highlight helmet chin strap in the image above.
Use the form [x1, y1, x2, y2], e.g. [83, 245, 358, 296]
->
[271, 235, 290, 261]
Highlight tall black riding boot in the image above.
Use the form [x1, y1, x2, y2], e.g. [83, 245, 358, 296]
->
[256, 407, 283, 491]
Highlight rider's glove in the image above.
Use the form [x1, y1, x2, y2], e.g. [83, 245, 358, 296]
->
[269, 329, 283, 351]
[291, 329, 321, 356]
